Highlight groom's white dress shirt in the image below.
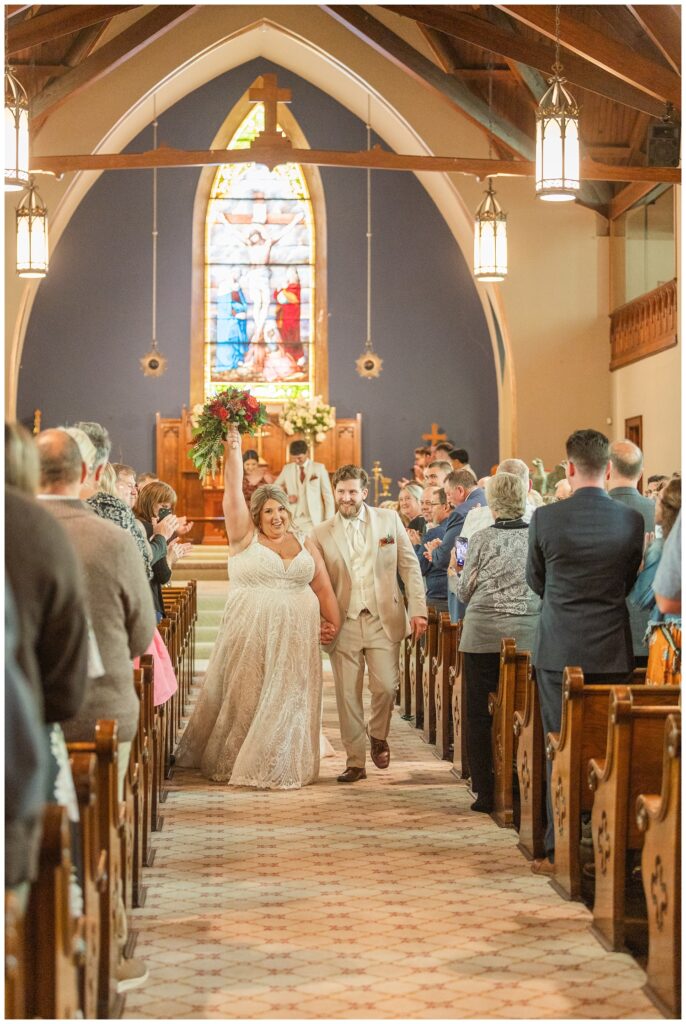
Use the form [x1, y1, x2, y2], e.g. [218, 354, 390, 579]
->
[342, 507, 378, 619]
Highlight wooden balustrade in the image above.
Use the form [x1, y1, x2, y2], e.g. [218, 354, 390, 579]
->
[610, 278, 677, 371]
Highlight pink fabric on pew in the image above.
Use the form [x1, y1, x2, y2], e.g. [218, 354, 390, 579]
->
[134, 628, 178, 706]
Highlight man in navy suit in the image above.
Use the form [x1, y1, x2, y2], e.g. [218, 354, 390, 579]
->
[526, 429, 644, 873]
[424, 469, 487, 622]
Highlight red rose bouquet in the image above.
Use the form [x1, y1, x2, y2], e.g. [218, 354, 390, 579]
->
[190, 387, 268, 482]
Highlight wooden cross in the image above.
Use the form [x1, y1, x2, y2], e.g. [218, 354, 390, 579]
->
[422, 422, 447, 447]
[249, 74, 291, 139]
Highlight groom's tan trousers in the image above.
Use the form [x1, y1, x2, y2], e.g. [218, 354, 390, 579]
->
[329, 611, 400, 769]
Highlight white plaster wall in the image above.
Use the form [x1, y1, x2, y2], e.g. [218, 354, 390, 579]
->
[611, 345, 681, 479]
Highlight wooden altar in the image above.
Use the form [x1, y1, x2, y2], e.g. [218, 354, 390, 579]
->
[155, 408, 362, 543]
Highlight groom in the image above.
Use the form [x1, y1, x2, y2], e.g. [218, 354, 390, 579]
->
[312, 465, 428, 782]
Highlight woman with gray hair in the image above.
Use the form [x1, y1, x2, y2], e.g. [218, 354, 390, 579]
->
[456, 472, 541, 813]
[176, 425, 340, 789]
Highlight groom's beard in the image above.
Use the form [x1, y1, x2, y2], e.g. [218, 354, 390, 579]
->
[337, 499, 364, 519]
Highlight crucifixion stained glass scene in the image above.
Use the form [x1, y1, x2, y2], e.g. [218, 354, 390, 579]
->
[204, 99, 315, 404]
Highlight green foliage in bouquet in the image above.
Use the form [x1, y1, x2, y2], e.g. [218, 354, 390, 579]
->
[190, 388, 268, 482]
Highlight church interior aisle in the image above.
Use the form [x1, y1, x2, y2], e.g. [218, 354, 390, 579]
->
[124, 672, 659, 1020]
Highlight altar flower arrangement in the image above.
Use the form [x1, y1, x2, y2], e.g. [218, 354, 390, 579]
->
[190, 387, 268, 482]
[279, 395, 336, 445]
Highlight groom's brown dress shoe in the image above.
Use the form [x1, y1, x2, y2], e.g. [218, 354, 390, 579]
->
[337, 767, 367, 783]
[369, 734, 390, 770]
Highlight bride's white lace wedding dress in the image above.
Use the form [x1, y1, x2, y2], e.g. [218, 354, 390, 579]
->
[175, 531, 322, 788]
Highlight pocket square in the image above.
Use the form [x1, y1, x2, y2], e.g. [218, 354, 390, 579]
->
[379, 535, 395, 547]
[310, 474, 318, 482]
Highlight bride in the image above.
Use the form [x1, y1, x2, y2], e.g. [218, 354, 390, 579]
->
[175, 425, 340, 788]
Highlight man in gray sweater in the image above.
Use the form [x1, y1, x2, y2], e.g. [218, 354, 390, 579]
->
[36, 428, 156, 994]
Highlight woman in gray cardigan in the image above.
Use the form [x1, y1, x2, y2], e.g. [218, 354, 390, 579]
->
[456, 472, 541, 812]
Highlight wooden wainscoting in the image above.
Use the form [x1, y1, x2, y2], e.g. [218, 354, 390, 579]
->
[610, 279, 678, 371]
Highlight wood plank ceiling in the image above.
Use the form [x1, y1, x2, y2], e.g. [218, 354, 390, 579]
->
[5, 4, 681, 217]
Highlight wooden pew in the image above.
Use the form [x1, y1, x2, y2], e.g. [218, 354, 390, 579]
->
[138, 657, 155, 863]
[488, 638, 530, 828]
[68, 720, 122, 1019]
[636, 713, 681, 1020]
[547, 667, 656, 901]
[420, 606, 440, 744]
[130, 671, 146, 907]
[398, 636, 413, 718]
[5, 890, 26, 1020]
[25, 803, 80, 1019]
[449, 622, 469, 780]
[409, 630, 423, 730]
[588, 688, 680, 952]
[69, 751, 104, 1019]
[434, 613, 458, 760]
[140, 653, 164, 832]
[514, 666, 546, 861]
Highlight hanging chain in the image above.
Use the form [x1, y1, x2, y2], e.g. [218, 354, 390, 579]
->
[152, 94, 159, 351]
[365, 93, 372, 352]
[553, 4, 563, 77]
[487, 50, 494, 170]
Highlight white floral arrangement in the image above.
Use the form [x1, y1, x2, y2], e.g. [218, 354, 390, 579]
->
[279, 395, 336, 444]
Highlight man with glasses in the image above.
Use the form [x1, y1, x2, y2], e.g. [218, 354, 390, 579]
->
[413, 486, 452, 612]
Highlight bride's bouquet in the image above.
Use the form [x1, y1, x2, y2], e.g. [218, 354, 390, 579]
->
[190, 387, 268, 482]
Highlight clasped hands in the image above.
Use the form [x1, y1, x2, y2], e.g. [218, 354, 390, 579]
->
[423, 537, 442, 562]
[320, 620, 338, 644]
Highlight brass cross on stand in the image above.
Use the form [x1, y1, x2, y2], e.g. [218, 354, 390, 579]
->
[422, 422, 447, 447]
[249, 74, 292, 146]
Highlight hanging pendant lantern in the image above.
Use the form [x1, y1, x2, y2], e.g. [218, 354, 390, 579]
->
[355, 97, 383, 380]
[535, 71, 580, 201]
[474, 180, 507, 282]
[16, 180, 48, 278]
[5, 67, 30, 192]
[535, 7, 580, 202]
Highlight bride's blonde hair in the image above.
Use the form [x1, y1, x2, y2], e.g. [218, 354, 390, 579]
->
[250, 484, 292, 529]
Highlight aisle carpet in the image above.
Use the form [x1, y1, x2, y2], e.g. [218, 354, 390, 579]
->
[125, 670, 660, 1020]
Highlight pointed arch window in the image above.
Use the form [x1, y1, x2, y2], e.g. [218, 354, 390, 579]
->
[204, 102, 315, 403]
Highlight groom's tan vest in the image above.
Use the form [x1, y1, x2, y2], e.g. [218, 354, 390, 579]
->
[311, 504, 427, 652]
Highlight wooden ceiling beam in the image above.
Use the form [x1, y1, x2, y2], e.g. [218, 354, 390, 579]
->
[627, 5, 681, 76]
[609, 181, 668, 220]
[382, 6, 667, 117]
[418, 24, 459, 75]
[7, 5, 138, 54]
[30, 5, 196, 127]
[497, 5, 680, 107]
[28, 142, 681, 186]
[323, 5, 534, 159]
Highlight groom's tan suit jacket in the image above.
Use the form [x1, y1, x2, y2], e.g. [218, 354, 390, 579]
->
[311, 504, 427, 652]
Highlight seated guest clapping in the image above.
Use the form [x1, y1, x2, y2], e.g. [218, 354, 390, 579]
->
[629, 476, 681, 624]
[455, 473, 541, 812]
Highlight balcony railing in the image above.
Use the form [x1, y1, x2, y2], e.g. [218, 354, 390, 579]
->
[610, 278, 678, 371]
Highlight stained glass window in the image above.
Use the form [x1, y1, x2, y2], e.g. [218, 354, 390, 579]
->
[204, 103, 315, 403]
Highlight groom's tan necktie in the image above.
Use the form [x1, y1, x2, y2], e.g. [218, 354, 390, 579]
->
[347, 518, 364, 558]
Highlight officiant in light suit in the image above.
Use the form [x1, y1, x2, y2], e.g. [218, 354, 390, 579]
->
[312, 465, 428, 783]
[274, 439, 335, 535]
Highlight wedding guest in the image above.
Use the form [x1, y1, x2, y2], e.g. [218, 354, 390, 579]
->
[654, 510, 681, 616]
[398, 482, 425, 531]
[526, 429, 643, 874]
[461, 458, 535, 539]
[424, 460, 452, 488]
[72, 420, 111, 495]
[645, 474, 669, 500]
[554, 478, 572, 500]
[242, 449, 275, 506]
[134, 481, 190, 621]
[417, 487, 452, 613]
[450, 448, 471, 472]
[274, 439, 334, 534]
[36, 428, 155, 993]
[629, 477, 681, 624]
[434, 441, 455, 460]
[137, 472, 158, 488]
[608, 439, 656, 665]
[5, 421, 40, 493]
[456, 473, 540, 812]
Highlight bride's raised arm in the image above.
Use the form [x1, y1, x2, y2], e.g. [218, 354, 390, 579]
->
[222, 426, 253, 551]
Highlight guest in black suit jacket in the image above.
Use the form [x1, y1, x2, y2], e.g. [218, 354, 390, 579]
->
[526, 429, 644, 872]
